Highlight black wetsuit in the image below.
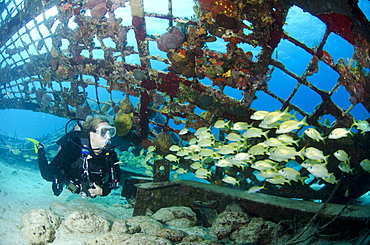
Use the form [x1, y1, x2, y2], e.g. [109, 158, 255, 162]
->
[38, 134, 121, 197]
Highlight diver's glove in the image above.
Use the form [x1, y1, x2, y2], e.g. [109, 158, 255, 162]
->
[52, 179, 63, 196]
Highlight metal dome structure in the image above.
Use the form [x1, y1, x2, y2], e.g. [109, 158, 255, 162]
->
[0, 0, 370, 204]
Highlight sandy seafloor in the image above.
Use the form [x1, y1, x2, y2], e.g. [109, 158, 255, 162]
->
[0, 159, 133, 245]
[1, 156, 370, 245]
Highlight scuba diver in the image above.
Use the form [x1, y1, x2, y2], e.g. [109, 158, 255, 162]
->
[30, 114, 121, 198]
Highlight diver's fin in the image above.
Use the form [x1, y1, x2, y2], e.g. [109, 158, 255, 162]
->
[26, 138, 40, 153]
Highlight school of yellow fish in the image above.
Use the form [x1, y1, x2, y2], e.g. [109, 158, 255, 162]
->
[160, 108, 370, 193]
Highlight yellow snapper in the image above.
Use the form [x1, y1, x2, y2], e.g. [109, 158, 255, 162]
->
[302, 147, 328, 163]
[251, 159, 277, 171]
[338, 162, 353, 173]
[199, 148, 215, 156]
[195, 127, 210, 136]
[191, 154, 202, 161]
[184, 155, 192, 160]
[322, 174, 338, 184]
[229, 159, 248, 169]
[242, 127, 269, 139]
[268, 145, 303, 162]
[359, 159, 370, 172]
[278, 167, 297, 178]
[197, 138, 215, 147]
[176, 168, 188, 174]
[351, 119, 370, 134]
[144, 152, 154, 162]
[189, 137, 198, 145]
[190, 161, 203, 170]
[328, 128, 351, 139]
[304, 128, 325, 142]
[232, 121, 253, 131]
[277, 134, 299, 146]
[258, 169, 280, 178]
[301, 159, 323, 168]
[248, 143, 269, 155]
[334, 150, 350, 163]
[217, 144, 237, 155]
[278, 167, 306, 184]
[276, 117, 307, 134]
[215, 159, 234, 167]
[140, 148, 145, 155]
[188, 145, 202, 152]
[148, 145, 156, 152]
[265, 175, 291, 185]
[165, 154, 180, 163]
[195, 168, 211, 177]
[264, 137, 283, 147]
[214, 120, 230, 129]
[222, 176, 240, 185]
[259, 121, 281, 129]
[260, 107, 290, 125]
[247, 185, 267, 194]
[306, 164, 330, 178]
[179, 128, 189, 135]
[12, 149, 22, 155]
[250, 110, 270, 120]
[233, 152, 254, 161]
[229, 142, 243, 149]
[169, 145, 181, 151]
[176, 148, 192, 156]
[197, 131, 214, 139]
[226, 132, 243, 142]
[280, 111, 297, 121]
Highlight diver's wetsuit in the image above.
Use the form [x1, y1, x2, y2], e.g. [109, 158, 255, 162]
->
[38, 134, 121, 197]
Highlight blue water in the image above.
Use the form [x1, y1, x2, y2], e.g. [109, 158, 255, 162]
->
[0, 2, 369, 139]
[0, 110, 68, 139]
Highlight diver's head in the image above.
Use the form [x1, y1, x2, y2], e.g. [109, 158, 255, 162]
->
[84, 115, 116, 151]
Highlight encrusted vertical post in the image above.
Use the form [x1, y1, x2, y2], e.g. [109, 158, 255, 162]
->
[130, 0, 151, 141]
[129, 0, 151, 69]
[168, 0, 173, 27]
[153, 159, 170, 182]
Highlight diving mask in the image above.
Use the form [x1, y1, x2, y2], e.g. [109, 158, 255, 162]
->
[95, 125, 116, 138]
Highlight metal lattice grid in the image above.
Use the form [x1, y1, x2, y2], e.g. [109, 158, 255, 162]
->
[0, 0, 369, 203]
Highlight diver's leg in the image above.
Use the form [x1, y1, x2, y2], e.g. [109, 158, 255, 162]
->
[37, 144, 54, 181]
[37, 144, 63, 196]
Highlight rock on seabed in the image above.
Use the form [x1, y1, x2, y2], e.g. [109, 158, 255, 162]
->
[21, 203, 283, 244]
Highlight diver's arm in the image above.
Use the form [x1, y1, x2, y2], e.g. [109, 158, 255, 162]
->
[49, 143, 80, 196]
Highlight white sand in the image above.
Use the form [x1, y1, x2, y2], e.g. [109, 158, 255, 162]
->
[0, 160, 133, 245]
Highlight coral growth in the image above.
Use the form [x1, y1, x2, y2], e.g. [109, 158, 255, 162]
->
[115, 111, 134, 137]
[198, 0, 237, 18]
[83, 0, 107, 19]
[157, 27, 185, 53]
[91, 3, 107, 19]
